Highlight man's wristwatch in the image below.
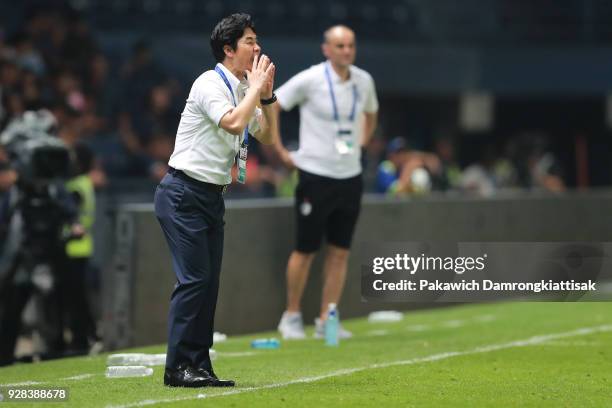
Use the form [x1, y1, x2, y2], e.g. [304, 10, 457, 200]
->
[260, 93, 277, 105]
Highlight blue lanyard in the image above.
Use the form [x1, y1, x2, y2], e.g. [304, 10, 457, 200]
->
[324, 63, 358, 123]
[215, 65, 249, 145]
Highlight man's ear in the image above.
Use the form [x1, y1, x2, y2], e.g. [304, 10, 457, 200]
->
[321, 43, 329, 59]
[223, 45, 235, 58]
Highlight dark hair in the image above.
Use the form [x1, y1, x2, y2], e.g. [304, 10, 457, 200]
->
[210, 13, 255, 63]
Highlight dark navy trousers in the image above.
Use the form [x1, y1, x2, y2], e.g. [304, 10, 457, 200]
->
[154, 169, 225, 371]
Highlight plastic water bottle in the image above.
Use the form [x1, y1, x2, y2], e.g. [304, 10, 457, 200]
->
[107, 353, 147, 366]
[325, 303, 339, 346]
[105, 366, 154, 378]
[141, 353, 167, 366]
[107, 353, 163, 366]
[251, 338, 280, 349]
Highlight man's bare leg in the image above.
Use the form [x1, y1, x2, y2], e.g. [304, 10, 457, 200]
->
[286, 250, 316, 313]
[319, 244, 350, 320]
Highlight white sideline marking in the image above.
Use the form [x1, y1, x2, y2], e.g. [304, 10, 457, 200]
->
[441, 319, 464, 328]
[539, 340, 601, 347]
[1, 372, 97, 387]
[106, 324, 612, 408]
[405, 324, 429, 332]
[365, 330, 389, 337]
[63, 374, 95, 381]
[218, 352, 258, 357]
[0, 380, 41, 387]
[474, 314, 496, 323]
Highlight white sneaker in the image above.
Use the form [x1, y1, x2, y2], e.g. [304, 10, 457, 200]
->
[314, 318, 353, 339]
[278, 312, 306, 339]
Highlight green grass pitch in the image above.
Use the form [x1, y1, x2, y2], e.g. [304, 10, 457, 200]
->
[1, 302, 611, 407]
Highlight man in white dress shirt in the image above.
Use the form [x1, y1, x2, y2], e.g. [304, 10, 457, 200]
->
[154, 13, 277, 387]
[274, 25, 379, 339]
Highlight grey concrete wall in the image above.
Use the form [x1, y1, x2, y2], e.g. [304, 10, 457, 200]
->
[104, 191, 612, 348]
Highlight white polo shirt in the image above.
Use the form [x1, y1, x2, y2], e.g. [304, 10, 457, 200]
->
[276, 61, 378, 179]
[168, 63, 260, 185]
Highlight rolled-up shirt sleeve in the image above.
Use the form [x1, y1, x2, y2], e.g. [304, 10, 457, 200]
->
[195, 77, 234, 127]
[276, 68, 311, 111]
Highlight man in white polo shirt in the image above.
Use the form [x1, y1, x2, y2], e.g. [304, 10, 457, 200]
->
[154, 13, 277, 387]
[274, 25, 379, 339]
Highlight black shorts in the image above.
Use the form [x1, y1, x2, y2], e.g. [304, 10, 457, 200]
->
[295, 169, 363, 253]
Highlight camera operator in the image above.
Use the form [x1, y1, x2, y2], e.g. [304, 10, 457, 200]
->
[0, 111, 83, 366]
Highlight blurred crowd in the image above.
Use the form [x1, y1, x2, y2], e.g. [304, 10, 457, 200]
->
[369, 131, 565, 198]
[0, 6, 568, 199]
[0, 7, 183, 187]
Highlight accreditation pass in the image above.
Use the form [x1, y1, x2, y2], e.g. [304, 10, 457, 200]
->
[0, 387, 69, 402]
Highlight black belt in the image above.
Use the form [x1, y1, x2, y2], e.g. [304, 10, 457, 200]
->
[168, 167, 227, 194]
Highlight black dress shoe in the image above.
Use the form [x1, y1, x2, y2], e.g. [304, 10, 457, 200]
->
[164, 364, 213, 387]
[198, 368, 235, 387]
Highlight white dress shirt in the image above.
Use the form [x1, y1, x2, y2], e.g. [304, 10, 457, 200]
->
[276, 61, 378, 179]
[169, 63, 260, 185]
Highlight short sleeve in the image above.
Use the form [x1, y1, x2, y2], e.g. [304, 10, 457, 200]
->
[276, 68, 312, 111]
[194, 76, 234, 126]
[363, 74, 379, 113]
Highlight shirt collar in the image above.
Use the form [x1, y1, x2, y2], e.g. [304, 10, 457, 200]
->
[216, 62, 242, 89]
[325, 60, 352, 84]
